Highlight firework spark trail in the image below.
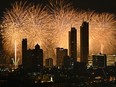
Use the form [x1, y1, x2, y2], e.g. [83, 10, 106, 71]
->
[48, 0, 81, 48]
[25, 4, 53, 62]
[1, 1, 29, 59]
[1, 1, 51, 64]
[24, 4, 51, 49]
[48, 0, 116, 56]
[1, 0, 116, 64]
[12, 40, 19, 69]
[89, 13, 116, 54]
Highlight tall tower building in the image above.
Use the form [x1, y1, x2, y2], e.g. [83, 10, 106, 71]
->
[22, 39, 43, 70]
[56, 47, 68, 67]
[34, 44, 43, 67]
[69, 27, 77, 62]
[80, 21, 89, 64]
[22, 38, 27, 68]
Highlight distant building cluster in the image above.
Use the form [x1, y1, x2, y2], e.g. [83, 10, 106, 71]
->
[20, 21, 88, 70]
[0, 21, 116, 86]
[21, 21, 116, 71]
[22, 39, 43, 71]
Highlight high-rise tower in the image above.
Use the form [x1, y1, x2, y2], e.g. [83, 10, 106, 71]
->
[22, 38, 27, 69]
[34, 44, 43, 67]
[80, 21, 89, 64]
[69, 27, 77, 62]
[56, 47, 68, 67]
[22, 39, 43, 70]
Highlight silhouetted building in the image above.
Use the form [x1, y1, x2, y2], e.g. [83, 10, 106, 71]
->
[92, 53, 107, 68]
[80, 21, 89, 64]
[26, 49, 34, 70]
[69, 27, 77, 62]
[73, 62, 86, 73]
[34, 44, 43, 68]
[63, 56, 70, 68]
[63, 56, 76, 69]
[22, 38, 27, 69]
[56, 47, 68, 67]
[107, 55, 116, 66]
[22, 39, 43, 70]
[45, 58, 53, 67]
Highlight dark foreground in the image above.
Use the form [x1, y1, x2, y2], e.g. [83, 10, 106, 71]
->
[0, 80, 116, 87]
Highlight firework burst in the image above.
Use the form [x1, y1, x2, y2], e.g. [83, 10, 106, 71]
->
[1, 0, 116, 64]
[89, 12, 116, 54]
[1, 1, 51, 64]
[1, 1, 29, 59]
[48, 0, 80, 49]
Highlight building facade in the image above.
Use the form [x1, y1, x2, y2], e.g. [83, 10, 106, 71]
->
[69, 27, 77, 62]
[80, 21, 89, 64]
[22, 39, 43, 70]
[22, 38, 27, 69]
[56, 47, 68, 67]
[45, 58, 53, 67]
[92, 54, 107, 68]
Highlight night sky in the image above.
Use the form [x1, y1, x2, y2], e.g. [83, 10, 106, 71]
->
[0, 0, 116, 18]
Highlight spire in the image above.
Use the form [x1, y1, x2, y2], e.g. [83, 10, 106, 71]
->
[35, 44, 40, 49]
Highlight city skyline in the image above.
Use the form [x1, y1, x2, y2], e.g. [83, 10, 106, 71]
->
[0, 0, 116, 64]
[0, 1, 115, 87]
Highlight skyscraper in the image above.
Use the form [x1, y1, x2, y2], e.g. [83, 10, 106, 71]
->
[69, 27, 77, 62]
[26, 44, 43, 71]
[34, 44, 43, 67]
[80, 21, 89, 64]
[22, 38, 27, 69]
[56, 47, 68, 67]
[22, 39, 43, 70]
